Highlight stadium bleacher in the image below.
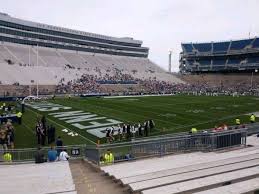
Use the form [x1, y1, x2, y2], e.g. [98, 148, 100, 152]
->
[194, 178, 259, 194]
[0, 161, 77, 194]
[101, 135, 259, 194]
[180, 37, 259, 73]
[0, 13, 184, 96]
[0, 42, 182, 86]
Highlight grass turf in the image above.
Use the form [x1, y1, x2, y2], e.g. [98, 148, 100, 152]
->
[2, 95, 259, 148]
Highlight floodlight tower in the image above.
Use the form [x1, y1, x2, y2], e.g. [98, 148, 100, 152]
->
[251, 69, 258, 90]
[168, 50, 172, 73]
[36, 44, 39, 97]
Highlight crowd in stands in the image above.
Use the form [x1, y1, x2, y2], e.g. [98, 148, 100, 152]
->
[56, 74, 102, 94]
[55, 70, 259, 96]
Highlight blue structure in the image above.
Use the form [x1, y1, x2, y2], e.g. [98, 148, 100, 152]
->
[180, 37, 259, 73]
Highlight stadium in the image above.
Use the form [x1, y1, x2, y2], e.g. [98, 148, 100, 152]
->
[1, 1, 259, 194]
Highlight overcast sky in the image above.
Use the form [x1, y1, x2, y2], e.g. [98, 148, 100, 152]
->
[1, 0, 259, 71]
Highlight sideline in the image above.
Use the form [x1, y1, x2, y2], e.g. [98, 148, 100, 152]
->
[103, 94, 175, 99]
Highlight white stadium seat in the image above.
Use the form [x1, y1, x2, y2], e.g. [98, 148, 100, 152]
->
[193, 177, 259, 194]
[141, 166, 259, 194]
[0, 162, 77, 194]
[0, 42, 183, 85]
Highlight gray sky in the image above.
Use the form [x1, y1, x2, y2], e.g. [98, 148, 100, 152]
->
[1, 0, 259, 71]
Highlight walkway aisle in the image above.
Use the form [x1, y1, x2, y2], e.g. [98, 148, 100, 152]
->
[69, 160, 129, 194]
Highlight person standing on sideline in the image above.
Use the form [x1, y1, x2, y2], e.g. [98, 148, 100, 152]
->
[41, 116, 47, 132]
[104, 149, 114, 164]
[191, 127, 197, 134]
[117, 124, 122, 141]
[21, 101, 25, 113]
[16, 111, 22, 125]
[235, 118, 241, 125]
[36, 122, 41, 145]
[51, 125, 56, 143]
[105, 128, 111, 143]
[2, 102, 6, 111]
[250, 114, 256, 123]
[126, 124, 131, 140]
[56, 136, 63, 156]
[122, 124, 126, 139]
[40, 126, 46, 146]
[138, 122, 142, 136]
[144, 122, 149, 137]
[150, 119, 155, 131]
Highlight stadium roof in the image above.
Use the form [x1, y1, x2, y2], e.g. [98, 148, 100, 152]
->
[0, 12, 142, 45]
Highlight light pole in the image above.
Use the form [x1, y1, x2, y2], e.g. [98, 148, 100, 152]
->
[168, 50, 172, 73]
[36, 44, 39, 98]
[251, 69, 258, 90]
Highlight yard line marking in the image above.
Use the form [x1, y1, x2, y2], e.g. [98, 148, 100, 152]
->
[90, 101, 182, 125]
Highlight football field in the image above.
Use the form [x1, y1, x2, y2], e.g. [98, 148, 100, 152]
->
[9, 95, 259, 148]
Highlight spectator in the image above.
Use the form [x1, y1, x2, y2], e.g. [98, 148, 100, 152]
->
[59, 149, 70, 161]
[48, 146, 58, 162]
[34, 147, 46, 164]
[3, 151, 12, 162]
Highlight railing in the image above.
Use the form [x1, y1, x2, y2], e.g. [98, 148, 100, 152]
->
[0, 145, 87, 162]
[0, 129, 248, 165]
[246, 123, 259, 135]
[85, 128, 247, 165]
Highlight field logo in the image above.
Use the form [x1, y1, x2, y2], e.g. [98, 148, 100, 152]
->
[26, 102, 122, 138]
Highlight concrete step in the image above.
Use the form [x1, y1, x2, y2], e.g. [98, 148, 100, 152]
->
[69, 160, 129, 194]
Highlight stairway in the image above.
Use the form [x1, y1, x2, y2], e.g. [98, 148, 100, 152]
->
[69, 160, 129, 194]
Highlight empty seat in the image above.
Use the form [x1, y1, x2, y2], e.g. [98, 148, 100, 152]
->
[141, 166, 259, 194]
[130, 158, 259, 192]
[194, 177, 259, 194]
[122, 153, 259, 185]
[0, 162, 77, 194]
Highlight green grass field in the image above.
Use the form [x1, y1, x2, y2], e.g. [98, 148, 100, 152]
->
[2, 95, 259, 148]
